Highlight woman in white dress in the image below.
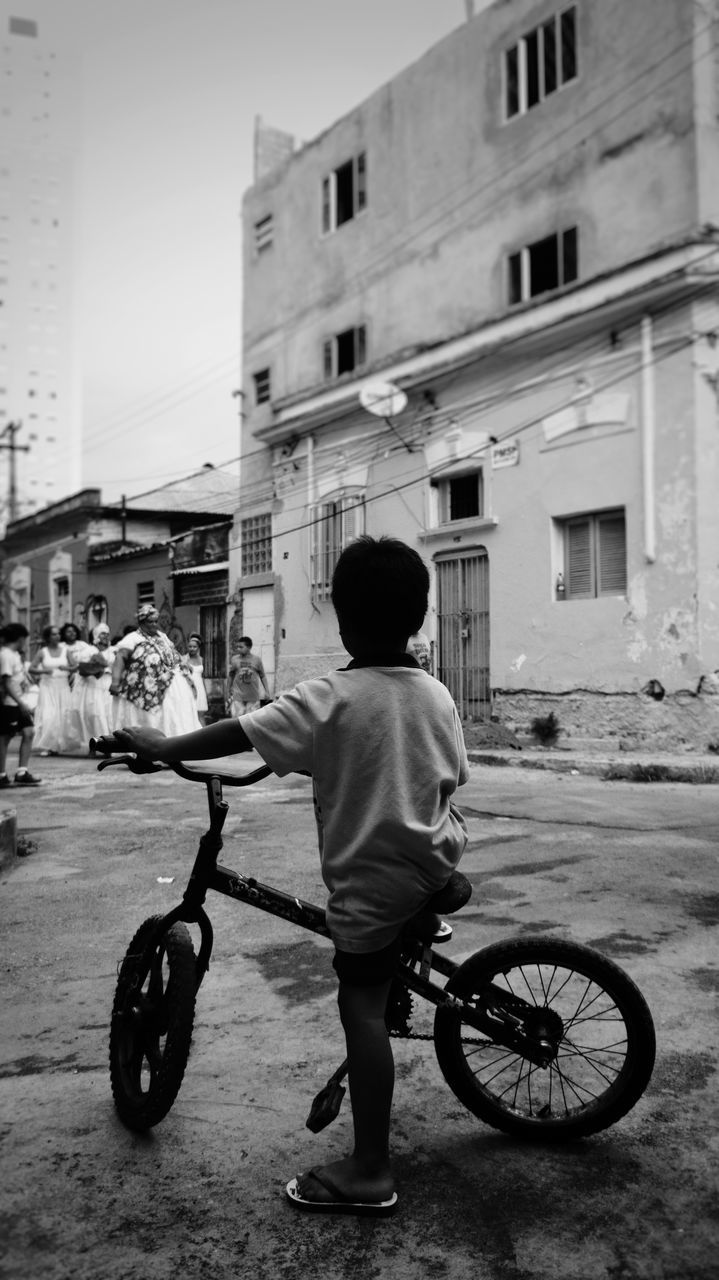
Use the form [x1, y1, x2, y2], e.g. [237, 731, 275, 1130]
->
[60, 622, 91, 687]
[186, 633, 209, 725]
[110, 605, 201, 736]
[29, 625, 72, 755]
[68, 623, 116, 750]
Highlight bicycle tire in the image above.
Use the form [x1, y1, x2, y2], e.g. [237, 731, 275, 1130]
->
[433, 935, 655, 1141]
[109, 915, 197, 1132]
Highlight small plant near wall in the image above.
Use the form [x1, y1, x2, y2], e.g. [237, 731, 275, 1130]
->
[530, 711, 560, 746]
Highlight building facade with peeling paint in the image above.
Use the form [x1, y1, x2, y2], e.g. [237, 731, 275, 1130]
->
[236, 0, 719, 745]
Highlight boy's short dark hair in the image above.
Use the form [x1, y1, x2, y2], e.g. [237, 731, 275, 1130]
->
[1, 622, 29, 644]
[239, 636, 253, 648]
[331, 536, 429, 645]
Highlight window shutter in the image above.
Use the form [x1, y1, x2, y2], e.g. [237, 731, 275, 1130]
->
[505, 45, 519, 117]
[356, 324, 366, 367]
[560, 6, 577, 83]
[323, 339, 333, 380]
[597, 513, 626, 594]
[566, 519, 593, 597]
[356, 152, 367, 211]
[321, 176, 331, 234]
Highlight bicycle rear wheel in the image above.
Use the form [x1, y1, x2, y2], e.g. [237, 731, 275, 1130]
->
[109, 915, 197, 1131]
[433, 936, 655, 1141]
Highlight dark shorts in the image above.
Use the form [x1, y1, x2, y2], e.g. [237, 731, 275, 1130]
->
[0, 704, 33, 738]
[332, 934, 403, 987]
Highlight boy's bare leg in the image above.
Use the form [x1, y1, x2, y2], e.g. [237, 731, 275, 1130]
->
[18, 725, 34, 770]
[296, 978, 396, 1205]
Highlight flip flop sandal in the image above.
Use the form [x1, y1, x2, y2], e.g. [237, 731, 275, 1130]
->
[285, 1169, 398, 1217]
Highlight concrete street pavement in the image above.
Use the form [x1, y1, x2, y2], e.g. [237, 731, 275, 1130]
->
[1, 752, 718, 1279]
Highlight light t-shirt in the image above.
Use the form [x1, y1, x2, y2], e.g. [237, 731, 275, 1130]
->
[240, 663, 469, 953]
[0, 647, 27, 706]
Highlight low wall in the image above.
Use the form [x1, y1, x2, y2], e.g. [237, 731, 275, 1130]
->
[0, 807, 17, 869]
[492, 688, 719, 753]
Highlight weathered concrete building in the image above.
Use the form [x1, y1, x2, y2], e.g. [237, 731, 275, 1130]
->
[237, 0, 719, 747]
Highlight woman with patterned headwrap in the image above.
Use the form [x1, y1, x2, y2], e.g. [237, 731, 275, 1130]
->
[66, 623, 116, 750]
[109, 605, 201, 736]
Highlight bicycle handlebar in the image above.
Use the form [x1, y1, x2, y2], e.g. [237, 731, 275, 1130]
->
[89, 738, 273, 788]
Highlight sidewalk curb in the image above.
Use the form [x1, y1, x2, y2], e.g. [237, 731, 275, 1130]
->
[0, 806, 18, 870]
[466, 750, 719, 784]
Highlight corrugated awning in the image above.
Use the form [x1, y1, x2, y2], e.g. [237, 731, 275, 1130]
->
[170, 561, 229, 577]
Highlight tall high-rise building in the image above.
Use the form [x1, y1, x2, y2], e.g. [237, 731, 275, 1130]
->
[0, 6, 80, 527]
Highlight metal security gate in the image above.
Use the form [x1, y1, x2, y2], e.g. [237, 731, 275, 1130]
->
[436, 550, 490, 721]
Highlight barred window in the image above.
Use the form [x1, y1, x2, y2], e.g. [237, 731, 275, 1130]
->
[241, 513, 272, 576]
[310, 494, 365, 601]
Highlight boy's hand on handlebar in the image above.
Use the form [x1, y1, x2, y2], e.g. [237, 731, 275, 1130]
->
[108, 727, 168, 760]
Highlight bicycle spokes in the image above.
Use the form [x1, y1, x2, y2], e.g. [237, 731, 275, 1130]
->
[464, 961, 630, 1121]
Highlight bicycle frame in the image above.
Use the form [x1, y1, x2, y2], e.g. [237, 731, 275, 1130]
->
[98, 755, 557, 1067]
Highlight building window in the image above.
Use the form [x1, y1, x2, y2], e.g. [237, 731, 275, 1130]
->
[560, 509, 626, 599]
[505, 6, 577, 119]
[254, 213, 274, 253]
[508, 228, 578, 304]
[310, 494, 365, 601]
[9, 16, 38, 36]
[253, 368, 271, 405]
[323, 325, 367, 380]
[434, 471, 484, 523]
[241, 513, 272, 576]
[321, 151, 367, 233]
[137, 580, 155, 607]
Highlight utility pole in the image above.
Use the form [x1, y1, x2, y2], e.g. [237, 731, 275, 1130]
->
[0, 421, 30, 524]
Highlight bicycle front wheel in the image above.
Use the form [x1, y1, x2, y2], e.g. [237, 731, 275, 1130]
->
[433, 936, 655, 1141]
[109, 915, 197, 1131]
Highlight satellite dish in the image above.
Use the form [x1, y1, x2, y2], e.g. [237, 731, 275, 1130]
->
[359, 380, 408, 419]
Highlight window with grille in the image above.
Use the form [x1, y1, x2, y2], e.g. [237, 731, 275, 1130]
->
[253, 368, 271, 405]
[241, 513, 272, 576]
[505, 6, 577, 119]
[508, 228, 578, 305]
[560, 509, 626, 599]
[323, 325, 367, 380]
[321, 152, 367, 233]
[199, 604, 225, 679]
[137, 581, 155, 607]
[310, 494, 365, 601]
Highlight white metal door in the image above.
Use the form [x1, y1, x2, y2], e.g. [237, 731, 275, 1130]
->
[241, 586, 275, 690]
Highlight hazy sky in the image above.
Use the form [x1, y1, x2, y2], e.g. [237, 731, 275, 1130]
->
[11, 0, 482, 504]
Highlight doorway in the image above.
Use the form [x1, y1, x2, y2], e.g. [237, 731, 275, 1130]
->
[436, 549, 490, 721]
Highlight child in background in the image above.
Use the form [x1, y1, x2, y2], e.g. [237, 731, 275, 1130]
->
[106, 536, 468, 1216]
[226, 636, 271, 714]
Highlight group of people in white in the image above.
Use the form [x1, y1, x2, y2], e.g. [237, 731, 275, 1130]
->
[27, 605, 210, 757]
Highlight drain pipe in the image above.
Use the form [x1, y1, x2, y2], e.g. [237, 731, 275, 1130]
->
[641, 315, 656, 563]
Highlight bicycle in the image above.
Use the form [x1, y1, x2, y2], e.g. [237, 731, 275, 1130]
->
[93, 744, 656, 1144]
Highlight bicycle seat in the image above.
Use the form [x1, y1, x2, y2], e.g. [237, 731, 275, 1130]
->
[425, 870, 473, 915]
[404, 871, 473, 944]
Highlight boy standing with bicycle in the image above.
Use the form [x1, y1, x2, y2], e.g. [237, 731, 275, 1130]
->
[108, 536, 468, 1216]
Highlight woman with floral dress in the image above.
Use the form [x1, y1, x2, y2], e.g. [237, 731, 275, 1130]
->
[110, 605, 201, 735]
